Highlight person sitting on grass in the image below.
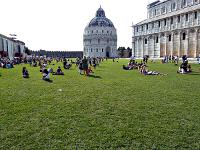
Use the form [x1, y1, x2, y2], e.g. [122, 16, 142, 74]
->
[22, 67, 29, 78]
[32, 61, 37, 67]
[63, 60, 72, 69]
[42, 68, 53, 81]
[177, 61, 192, 74]
[53, 66, 64, 75]
[187, 65, 192, 73]
[87, 66, 94, 75]
[140, 66, 167, 76]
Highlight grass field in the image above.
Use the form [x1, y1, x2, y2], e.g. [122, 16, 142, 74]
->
[1, 59, 200, 149]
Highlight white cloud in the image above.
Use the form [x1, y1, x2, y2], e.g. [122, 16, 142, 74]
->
[0, 0, 148, 51]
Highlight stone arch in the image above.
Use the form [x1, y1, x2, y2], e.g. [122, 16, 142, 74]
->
[188, 29, 196, 58]
[143, 37, 148, 56]
[197, 29, 200, 57]
[148, 36, 154, 58]
[154, 34, 160, 58]
[160, 33, 166, 57]
[173, 31, 180, 56]
[137, 38, 143, 58]
[180, 30, 188, 56]
[166, 33, 173, 56]
[106, 46, 111, 58]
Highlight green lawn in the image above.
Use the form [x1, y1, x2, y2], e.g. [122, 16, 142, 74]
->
[1, 59, 200, 149]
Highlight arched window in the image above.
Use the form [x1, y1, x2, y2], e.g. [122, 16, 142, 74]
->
[168, 35, 171, 42]
[156, 36, 159, 43]
[161, 6, 166, 14]
[182, 33, 186, 40]
[182, 0, 187, 7]
[107, 39, 109, 43]
[186, 14, 189, 21]
[145, 39, 148, 44]
[171, 2, 176, 10]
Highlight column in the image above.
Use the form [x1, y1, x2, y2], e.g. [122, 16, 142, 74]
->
[132, 37, 135, 57]
[164, 33, 167, 56]
[136, 38, 139, 58]
[171, 32, 174, 57]
[177, 31, 180, 57]
[141, 37, 144, 58]
[186, 30, 189, 56]
[194, 29, 198, 58]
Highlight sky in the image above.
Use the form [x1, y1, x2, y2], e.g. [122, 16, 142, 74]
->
[0, 0, 154, 51]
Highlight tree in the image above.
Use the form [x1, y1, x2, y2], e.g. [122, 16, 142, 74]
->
[118, 47, 126, 58]
[24, 47, 31, 55]
[127, 47, 132, 57]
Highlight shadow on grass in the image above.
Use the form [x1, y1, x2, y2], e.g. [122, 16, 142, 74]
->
[187, 73, 200, 75]
[88, 74, 102, 79]
[43, 79, 53, 83]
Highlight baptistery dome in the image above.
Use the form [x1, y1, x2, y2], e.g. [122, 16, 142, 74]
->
[83, 6, 117, 58]
[88, 7, 114, 28]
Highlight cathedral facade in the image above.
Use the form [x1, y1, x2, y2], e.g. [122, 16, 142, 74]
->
[83, 7, 117, 58]
[132, 0, 200, 58]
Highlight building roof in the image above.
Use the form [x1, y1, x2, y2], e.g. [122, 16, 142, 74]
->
[135, 4, 200, 26]
[0, 33, 25, 45]
[148, 0, 171, 8]
[86, 7, 115, 28]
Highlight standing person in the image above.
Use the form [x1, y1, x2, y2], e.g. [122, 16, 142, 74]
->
[82, 56, 88, 76]
[78, 61, 83, 75]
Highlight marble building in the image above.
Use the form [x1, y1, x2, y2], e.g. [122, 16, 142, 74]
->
[83, 6, 117, 58]
[132, 0, 200, 58]
[0, 34, 25, 60]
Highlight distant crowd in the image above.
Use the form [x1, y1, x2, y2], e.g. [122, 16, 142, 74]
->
[0, 54, 198, 80]
[0, 55, 109, 81]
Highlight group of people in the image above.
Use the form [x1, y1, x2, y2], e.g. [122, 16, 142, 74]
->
[23, 65, 65, 81]
[123, 60, 147, 70]
[123, 59, 167, 76]
[75, 56, 107, 76]
[123, 55, 196, 75]
[0, 54, 198, 80]
[21, 56, 106, 80]
[0, 58, 16, 69]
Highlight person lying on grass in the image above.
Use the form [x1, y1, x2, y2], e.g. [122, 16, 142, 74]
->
[123, 65, 133, 70]
[52, 66, 64, 75]
[22, 67, 29, 78]
[140, 65, 167, 76]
